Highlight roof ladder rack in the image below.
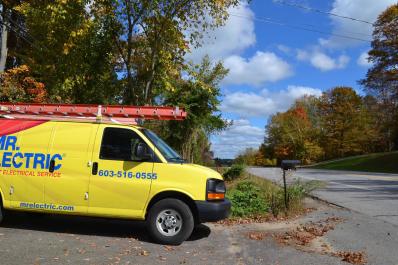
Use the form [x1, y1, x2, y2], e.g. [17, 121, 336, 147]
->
[0, 103, 187, 125]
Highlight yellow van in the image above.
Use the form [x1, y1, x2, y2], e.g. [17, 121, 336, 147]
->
[0, 103, 230, 245]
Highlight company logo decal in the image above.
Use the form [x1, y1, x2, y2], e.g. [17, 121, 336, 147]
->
[0, 135, 63, 177]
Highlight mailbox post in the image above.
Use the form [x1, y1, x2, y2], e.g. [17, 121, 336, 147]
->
[280, 160, 301, 211]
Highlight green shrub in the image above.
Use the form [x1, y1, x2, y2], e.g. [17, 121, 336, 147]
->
[223, 164, 246, 181]
[227, 181, 269, 217]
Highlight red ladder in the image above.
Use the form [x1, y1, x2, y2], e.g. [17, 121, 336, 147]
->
[0, 103, 187, 124]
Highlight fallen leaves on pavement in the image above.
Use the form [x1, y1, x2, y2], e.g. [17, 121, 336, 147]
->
[332, 251, 367, 265]
[274, 217, 344, 247]
[270, 216, 367, 264]
[247, 231, 268, 240]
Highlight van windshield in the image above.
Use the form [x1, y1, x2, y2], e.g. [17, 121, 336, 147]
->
[141, 129, 185, 163]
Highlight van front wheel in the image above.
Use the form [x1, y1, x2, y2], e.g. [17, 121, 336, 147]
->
[147, 199, 194, 245]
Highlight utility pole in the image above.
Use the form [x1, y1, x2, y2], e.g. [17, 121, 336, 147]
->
[0, 3, 8, 73]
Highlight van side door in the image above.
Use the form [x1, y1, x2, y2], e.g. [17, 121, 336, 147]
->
[88, 126, 154, 218]
[45, 122, 98, 214]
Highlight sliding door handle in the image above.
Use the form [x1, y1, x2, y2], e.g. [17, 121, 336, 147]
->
[49, 160, 55, 173]
[92, 162, 98, 175]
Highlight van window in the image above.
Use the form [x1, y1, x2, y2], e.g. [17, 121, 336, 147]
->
[100, 127, 146, 161]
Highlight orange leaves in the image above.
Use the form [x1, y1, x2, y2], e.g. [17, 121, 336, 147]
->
[291, 106, 308, 122]
[0, 65, 47, 103]
[275, 146, 292, 158]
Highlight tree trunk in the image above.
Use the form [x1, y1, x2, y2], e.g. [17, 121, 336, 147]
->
[144, 51, 156, 104]
[0, 6, 8, 73]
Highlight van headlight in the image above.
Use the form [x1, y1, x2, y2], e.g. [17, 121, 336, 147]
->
[206, 178, 226, 201]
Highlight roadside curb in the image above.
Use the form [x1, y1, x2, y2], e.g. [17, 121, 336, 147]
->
[306, 193, 349, 211]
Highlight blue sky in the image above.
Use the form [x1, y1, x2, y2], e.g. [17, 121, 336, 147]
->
[186, 0, 396, 159]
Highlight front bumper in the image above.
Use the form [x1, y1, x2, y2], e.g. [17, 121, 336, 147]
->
[195, 199, 231, 223]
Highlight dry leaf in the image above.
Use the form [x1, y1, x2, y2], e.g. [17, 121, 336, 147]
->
[139, 250, 150, 256]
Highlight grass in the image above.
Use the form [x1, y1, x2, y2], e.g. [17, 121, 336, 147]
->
[312, 152, 398, 174]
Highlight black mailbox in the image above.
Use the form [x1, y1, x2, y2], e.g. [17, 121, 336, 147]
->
[281, 160, 301, 170]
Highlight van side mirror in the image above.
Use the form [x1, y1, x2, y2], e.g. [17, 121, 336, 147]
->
[134, 142, 152, 161]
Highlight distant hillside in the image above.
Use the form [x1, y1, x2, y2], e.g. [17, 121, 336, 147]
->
[312, 152, 398, 174]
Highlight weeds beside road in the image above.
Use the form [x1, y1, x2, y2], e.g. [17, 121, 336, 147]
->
[220, 165, 319, 218]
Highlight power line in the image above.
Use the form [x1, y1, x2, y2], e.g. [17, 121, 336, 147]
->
[248, 12, 372, 38]
[0, 18, 43, 51]
[0, 2, 47, 52]
[229, 13, 372, 43]
[3, 12, 40, 44]
[274, 0, 374, 25]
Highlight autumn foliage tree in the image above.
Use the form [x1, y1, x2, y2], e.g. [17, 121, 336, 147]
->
[0, 64, 46, 103]
[262, 87, 383, 164]
[319, 87, 379, 159]
[265, 103, 323, 164]
[360, 3, 398, 150]
[15, 0, 118, 103]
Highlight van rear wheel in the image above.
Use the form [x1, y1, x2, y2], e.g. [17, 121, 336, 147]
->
[0, 202, 3, 224]
[147, 198, 194, 245]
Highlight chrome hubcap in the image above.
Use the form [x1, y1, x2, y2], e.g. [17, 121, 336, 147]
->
[156, 209, 182, 236]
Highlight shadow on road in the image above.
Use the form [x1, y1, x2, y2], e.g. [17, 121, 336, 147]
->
[1, 211, 211, 243]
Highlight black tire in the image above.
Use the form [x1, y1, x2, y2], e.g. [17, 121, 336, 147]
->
[147, 198, 194, 245]
[0, 201, 3, 224]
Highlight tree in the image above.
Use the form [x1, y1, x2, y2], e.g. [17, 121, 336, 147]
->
[319, 87, 379, 158]
[0, 64, 46, 103]
[265, 104, 324, 164]
[151, 56, 229, 163]
[235, 148, 257, 165]
[360, 3, 398, 149]
[112, 0, 241, 105]
[15, 0, 119, 103]
[5, 0, 242, 106]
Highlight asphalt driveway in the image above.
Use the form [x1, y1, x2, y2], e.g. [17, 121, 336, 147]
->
[1, 198, 398, 265]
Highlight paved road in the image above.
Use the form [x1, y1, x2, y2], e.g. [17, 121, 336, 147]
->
[248, 167, 398, 226]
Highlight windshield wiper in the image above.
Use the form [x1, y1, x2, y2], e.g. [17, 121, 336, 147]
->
[169, 157, 186, 163]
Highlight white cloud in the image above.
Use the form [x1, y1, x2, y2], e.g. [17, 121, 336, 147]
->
[185, 2, 255, 63]
[211, 119, 264, 158]
[277, 44, 292, 54]
[222, 52, 293, 86]
[297, 49, 350, 71]
[357, 51, 372, 67]
[320, 0, 396, 48]
[221, 85, 322, 118]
